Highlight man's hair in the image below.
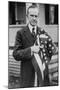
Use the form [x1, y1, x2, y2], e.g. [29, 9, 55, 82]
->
[27, 5, 38, 16]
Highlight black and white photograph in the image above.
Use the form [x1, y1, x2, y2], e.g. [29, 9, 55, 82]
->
[8, 1, 59, 89]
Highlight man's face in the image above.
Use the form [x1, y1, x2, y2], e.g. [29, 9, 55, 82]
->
[27, 8, 39, 27]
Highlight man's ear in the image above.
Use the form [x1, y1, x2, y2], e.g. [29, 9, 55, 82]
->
[26, 14, 29, 19]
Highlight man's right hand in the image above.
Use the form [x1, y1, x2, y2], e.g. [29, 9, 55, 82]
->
[31, 45, 40, 54]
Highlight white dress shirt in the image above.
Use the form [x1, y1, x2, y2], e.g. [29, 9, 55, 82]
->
[28, 23, 37, 34]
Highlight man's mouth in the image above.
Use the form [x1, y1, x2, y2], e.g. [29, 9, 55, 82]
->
[33, 20, 37, 24]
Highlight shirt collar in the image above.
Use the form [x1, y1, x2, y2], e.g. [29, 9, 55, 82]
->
[28, 23, 37, 34]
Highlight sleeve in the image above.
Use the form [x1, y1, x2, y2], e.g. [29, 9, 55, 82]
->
[13, 31, 32, 61]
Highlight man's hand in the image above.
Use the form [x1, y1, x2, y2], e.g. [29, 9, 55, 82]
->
[31, 45, 40, 54]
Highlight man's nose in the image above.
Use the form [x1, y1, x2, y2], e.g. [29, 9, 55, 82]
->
[33, 16, 36, 20]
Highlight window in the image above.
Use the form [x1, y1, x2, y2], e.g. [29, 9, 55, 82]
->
[9, 2, 26, 25]
[45, 4, 58, 25]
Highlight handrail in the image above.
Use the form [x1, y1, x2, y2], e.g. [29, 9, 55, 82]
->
[9, 24, 27, 28]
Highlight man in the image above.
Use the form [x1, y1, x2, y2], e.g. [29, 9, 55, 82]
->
[13, 5, 56, 87]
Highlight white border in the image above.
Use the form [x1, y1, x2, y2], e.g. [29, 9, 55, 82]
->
[0, 0, 60, 90]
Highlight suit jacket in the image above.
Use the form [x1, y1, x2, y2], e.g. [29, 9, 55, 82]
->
[13, 25, 56, 87]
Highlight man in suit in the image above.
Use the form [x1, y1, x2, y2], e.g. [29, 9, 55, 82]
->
[13, 5, 56, 88]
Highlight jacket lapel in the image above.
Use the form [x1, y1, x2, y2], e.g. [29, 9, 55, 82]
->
[23, 26, 41, 44]
[24, 26, 36, 44]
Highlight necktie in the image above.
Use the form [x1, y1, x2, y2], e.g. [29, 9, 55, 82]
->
[32, 28, 35, 37]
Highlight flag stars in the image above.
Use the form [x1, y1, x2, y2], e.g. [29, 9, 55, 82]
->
[41, 40, 43, 43]
[41, 28, 44, 32]
[49, 44, 52, 47]
[43, 53, 46, 56]
[52, 46, 54, 49]
[48, 38, 52, 42]
[43, 49, 45, 52]
[41, 44, 44, 48]
[45, 45, 47, 48]
[45, 41, 47, 44]
[44, 56, 47, 60]
[49, 50, 52, 53]
[46, 60, 48, 64]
